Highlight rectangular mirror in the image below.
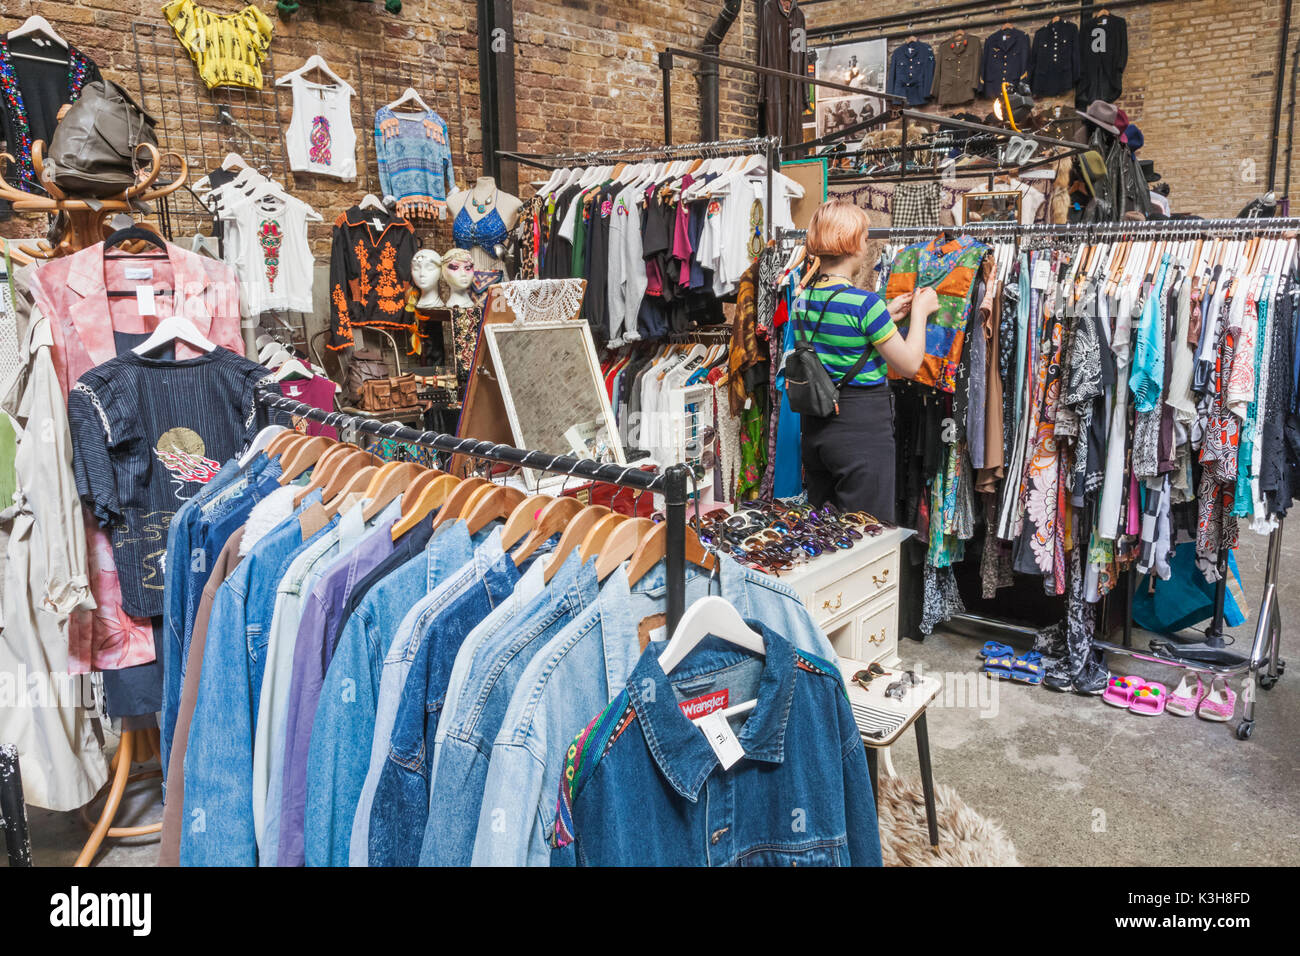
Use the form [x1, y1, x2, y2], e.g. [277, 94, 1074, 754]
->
[483, 320, 624, 481]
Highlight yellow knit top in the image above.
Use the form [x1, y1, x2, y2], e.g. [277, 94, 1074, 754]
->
[162, 0, 274, 90]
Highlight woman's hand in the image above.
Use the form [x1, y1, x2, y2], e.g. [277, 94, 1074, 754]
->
[911, 286, 939, 319]
[887, 292, 913, 323]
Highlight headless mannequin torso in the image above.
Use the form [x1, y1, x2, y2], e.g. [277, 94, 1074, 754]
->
[446, 175, 521, 274]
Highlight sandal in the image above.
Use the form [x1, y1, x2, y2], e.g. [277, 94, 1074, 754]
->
[1010, 651, 1044, 685]
[1197, 678, 1237, 722]
[983, 655, 1015, 680]
[979, 641, 1014, 660]
[1165, 672, 1207, 717]
[1129, 682, 1168, 715]
[1102, 675, 1145, 708]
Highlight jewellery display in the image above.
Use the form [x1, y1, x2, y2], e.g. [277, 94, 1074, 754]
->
[692, 500, 892, 576]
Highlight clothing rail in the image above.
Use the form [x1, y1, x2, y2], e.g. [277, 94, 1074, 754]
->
[254, 386, 695, 632]
[865, 217, 1300, 240]
[1, 744, 31, 866]
[497, 136, 781, 172]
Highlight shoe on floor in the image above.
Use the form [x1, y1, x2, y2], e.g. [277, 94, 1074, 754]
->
[1166, 671, 1208, 717]
[1197, 677, 1237, 722]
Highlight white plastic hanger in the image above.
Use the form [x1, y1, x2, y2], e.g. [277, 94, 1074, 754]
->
[658, 595, 765, 674]
[386, 87, 432, 113]
[359, 193, 386, 211]
[132, 315, 216, 356]
[7, 16, 69, 64]
[272, 357, 314, 381]
[239, 425, 287, 467]
[275, 55, 354, 95]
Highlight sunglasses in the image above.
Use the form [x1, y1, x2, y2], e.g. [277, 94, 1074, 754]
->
[851, 663, 889, 691]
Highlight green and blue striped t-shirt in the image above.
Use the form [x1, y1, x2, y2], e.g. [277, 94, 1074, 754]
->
[793, 280, 897, 387]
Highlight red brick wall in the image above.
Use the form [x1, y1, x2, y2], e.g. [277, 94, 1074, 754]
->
[805, 0, 1300, 217]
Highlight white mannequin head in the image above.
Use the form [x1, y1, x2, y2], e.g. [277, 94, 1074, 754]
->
[410, 249, 445, 309]
[442, 248, 475, 307]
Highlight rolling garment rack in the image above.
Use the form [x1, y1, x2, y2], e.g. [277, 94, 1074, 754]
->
[254, 385, 698, 634]
[775, 217, 1296, 740]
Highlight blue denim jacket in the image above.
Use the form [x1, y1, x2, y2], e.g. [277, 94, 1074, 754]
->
[366, 544, 520, 866]
[348, 528, 505, 865]
[419, 550, 599, 866]
[303, 521, 475, 866]
[180, 490, 328, 866]
[552, 625, 881, 866]
[474, 558, 842, 866]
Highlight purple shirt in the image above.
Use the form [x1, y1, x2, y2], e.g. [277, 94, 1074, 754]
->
[276, 517, 398, 866]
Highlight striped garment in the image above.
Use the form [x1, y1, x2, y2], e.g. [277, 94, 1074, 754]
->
[884, 235, 989, 393]
[793, 281, 897, 387]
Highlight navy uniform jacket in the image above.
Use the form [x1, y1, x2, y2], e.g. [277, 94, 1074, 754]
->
[978, 27, 1031, 96]
[1029, 19, 1080, 97]
[887, 40, 934, 106]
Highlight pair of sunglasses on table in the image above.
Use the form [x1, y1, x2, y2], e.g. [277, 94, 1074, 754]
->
[852, 663, 923, 700]
[691, 501, 890, 575]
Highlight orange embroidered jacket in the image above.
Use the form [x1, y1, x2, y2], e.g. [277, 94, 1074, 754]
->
[328, 206, 417, 350]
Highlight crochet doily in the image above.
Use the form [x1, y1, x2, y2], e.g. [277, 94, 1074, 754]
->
[496, 278, 585, 324]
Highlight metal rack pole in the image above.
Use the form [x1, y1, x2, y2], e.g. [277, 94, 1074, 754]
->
[0, 744, 32, 867]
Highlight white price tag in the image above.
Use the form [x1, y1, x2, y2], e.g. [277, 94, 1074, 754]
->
[136, 286, 157, 316]
[1031, 258, 1052, 291]
[124, 266, 154, 281]
[697, 711, 745, 770]
[372, 218, 384, 232]
[647, 625, 666, 644]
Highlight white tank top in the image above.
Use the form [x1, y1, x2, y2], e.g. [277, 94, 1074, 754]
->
[285, 75, 357, 181]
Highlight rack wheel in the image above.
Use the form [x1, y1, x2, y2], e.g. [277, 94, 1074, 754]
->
[1236, 720, 1254, 740]
[1259, 674, 1278, 690]
[1277, 660, 1286, 675]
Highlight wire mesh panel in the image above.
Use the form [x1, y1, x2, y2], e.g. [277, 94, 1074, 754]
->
[131, 21, 288, 241]
[355, 50, 467, 249]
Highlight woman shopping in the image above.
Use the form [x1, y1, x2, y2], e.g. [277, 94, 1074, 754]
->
[794, 200, 938, 522]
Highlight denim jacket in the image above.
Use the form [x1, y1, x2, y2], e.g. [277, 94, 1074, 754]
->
[419, 550, 598, 866]
[552, 625, 881, 866]
[303, 520, 474, 866]
[180, 490, 330, 866]
[365, 543, 520, 866]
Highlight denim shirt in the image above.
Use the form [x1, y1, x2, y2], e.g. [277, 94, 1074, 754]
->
[552, 625, 881, 866]
[180, 490, 328, 866]
[472, 565, 637, 866]
[303, 520, 475, 866]
[349, 527, 505, 865]
[419, 550, 599, 866]
[365, 543, 520, 866]
[277, 513, 402, 867]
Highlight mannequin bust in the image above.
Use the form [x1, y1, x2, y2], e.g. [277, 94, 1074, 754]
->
[441, 248, 476, 308]
[409, 249, 446, 309]
[446, 175, 521, 274]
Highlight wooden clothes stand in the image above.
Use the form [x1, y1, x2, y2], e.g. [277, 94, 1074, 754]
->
[0, 140, 187, 867]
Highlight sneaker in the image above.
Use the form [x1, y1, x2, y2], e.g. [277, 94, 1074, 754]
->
[1072, 670, 1109, 696]
[1042, 673, 1073, 692]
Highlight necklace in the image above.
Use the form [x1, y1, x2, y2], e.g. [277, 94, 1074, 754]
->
[822, 273, 856, 283]
[471, 188, 496, 215]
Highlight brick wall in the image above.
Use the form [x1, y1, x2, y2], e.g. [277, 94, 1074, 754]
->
[1, 0, 760, 253]
[805, 0, 1300, 217]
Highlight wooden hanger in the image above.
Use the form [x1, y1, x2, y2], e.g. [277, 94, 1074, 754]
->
[287, 441, 351, 495]
[361, 461, 423, 522]
[324, 465, 378, 517]
[594, 517, 655, 581]
[626, 521, 718, 587]
[464, 484, 527, 536]
[392, 474, 461, 540]
[513, 496, 586, 566]
[541, 505, 611, 582]
[500, 494, 554, 551]
[430, 476, 490, 531]
[266, 431, 306, 464]
[295, 448, 371, 507]
[401, 469, 441, 511]
[577, 512, 628, 565]
[278, 436, 334, 484]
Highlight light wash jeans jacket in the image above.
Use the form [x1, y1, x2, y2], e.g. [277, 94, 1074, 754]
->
[180, 490, 328, 866]
[302, 521, 474, 866]
[418, 550, 598, 866]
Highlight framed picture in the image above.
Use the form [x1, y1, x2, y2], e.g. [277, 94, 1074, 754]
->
[814, 39, 886, 143]
[962, 190, 1023, 224]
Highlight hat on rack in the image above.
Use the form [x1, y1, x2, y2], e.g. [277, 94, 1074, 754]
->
[1075, 99, 1125, 136]
[1139, 159, 1162, 183]
[1122, 124, 1144, 152]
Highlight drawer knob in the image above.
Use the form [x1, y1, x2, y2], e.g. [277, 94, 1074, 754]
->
[867, 628, 886, 645]
[872, 569, 890, 587]
[821, 592, 843, 612]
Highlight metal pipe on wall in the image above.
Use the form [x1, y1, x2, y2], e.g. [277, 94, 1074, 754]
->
[1267, 0, 1294, 191]
[700, 0, 744, 142]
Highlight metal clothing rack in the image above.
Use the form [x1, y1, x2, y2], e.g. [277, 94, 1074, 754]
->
[780, 216, 1296, 738]
[255, 388, 697, 632]
[497, 135, 784, 242]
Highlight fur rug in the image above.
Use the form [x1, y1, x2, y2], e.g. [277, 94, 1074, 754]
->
[876, 775, 1021, 867]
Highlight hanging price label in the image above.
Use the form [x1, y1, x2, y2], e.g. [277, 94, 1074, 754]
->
[1031, 257, 1052, 291]
[136, 286, 157, 316]
[697, 711, 745, 770]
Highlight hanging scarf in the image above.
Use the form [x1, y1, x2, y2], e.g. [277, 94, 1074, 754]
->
[0, 38, 92, 192]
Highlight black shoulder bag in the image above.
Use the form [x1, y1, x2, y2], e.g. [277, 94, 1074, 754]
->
[783, 285, 877, 418]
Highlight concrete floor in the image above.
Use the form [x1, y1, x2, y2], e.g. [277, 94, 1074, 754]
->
[8, 530, 1297, 867]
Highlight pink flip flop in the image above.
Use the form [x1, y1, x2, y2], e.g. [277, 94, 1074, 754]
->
[1197, 678, 1237, 722]
[1102, 675, 1145, 708]
[1129, 682, 1168, 715]
[1166, 672, 1208, 717]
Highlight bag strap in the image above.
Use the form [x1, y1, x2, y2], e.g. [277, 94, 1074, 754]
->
[798, 281, 878, 390]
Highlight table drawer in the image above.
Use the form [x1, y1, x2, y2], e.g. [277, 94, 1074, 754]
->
[810, 547, 899, 626]
[856, 592, 898, 664]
